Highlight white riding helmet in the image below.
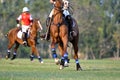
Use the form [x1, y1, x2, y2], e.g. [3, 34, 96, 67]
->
[63, 0, 67, 2]
[22, 7, 29, 12]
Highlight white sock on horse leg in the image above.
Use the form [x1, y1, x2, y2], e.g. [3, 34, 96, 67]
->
[38, 56, 41, 59]
[13, 52, 16, 55]
[7, 50, 11, 53]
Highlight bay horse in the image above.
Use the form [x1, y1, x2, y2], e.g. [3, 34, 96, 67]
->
[48, 0, 82, 70]
[6, 18, 43, 63]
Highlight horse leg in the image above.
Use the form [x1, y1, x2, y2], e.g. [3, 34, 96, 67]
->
[11, 42, 19, 60]
[51, 41, 60, 65]
[58, 43, 65, 69]
[31, 45, 43, 63]
[72, 41, 82, 71]
[60, 37, 69, 69]
[30, 53, 34, 62]
[6, 41, 14, 59]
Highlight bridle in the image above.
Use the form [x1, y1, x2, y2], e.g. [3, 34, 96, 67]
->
[51, 0, 65, 27]
[53, 0, 63, 10]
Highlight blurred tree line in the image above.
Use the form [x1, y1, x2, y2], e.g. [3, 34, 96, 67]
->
[0, 0, 120, 59]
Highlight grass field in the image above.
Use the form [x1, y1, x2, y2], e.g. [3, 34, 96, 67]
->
[0, 58, 120, 80]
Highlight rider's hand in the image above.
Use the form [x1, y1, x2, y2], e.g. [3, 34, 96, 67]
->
[17, 24, 20, 27]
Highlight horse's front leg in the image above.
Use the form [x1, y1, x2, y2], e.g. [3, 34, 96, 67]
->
[11, 42, 19, 60]
[31, 46, 43, 63]
[51, 40, 60, 65]
[29, 40, 43, 63]
[58, 43, 66, 70]
[60, 36, 69, 69]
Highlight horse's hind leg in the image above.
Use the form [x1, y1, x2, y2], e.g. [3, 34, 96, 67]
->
[72, 41, 82, 71]
[11, 42, 19, 60]
[6, 41, 14, 59]
[30, 53, 34, 62]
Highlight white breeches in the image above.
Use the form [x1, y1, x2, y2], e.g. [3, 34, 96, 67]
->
[21, 25, 30, 33]
[63, 9, 70, 17]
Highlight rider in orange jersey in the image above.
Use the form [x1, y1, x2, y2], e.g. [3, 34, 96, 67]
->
[16, 7, 33, 45]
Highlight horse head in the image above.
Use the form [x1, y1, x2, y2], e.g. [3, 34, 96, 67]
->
[31, 18, 43, 32]
[53, 0, 63, 9]
[51, 0, 65, 25]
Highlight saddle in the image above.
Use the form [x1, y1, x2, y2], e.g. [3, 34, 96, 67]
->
[17, 29, 30, 40]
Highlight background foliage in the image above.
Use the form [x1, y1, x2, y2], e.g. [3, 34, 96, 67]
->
[0, 0, 120, 59]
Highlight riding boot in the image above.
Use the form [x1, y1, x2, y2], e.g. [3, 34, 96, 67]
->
[68, 15, 73, 32]
[22, 32, 27, 46]
[66, 15, 73, 40]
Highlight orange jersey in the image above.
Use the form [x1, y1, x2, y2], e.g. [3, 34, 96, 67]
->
[17, 13, 33, 26]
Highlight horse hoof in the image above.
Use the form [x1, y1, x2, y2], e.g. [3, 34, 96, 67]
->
[64, 62, 69, 67]
[59, 65, 64, 70]
[11, 55, 16, 60]
[40, 61, 44, 63]
[76, 63, 82, 71]
[31, 60, 34, 62]
[6, 56, 9, 60]
[55, 58, 60, 65]
[77, 67, 82, 71]
[11, 57, 15, 60]
[6, 53, 10, 59]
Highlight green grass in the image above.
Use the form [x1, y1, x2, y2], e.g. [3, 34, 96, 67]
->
[0, 59, 120, 80]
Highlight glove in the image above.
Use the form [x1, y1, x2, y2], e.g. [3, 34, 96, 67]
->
[17, 24, 20, 27]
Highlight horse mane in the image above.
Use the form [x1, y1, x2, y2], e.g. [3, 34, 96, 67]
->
[31, 18, 39, 30]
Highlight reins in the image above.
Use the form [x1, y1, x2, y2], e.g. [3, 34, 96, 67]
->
[51, 6, 64, 27]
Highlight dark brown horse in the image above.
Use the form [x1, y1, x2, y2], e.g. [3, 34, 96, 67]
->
[48, 0, 82, 70]
[6, 18, 43, 63]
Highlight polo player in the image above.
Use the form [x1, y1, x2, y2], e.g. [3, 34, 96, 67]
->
[16, 7, 33, 45]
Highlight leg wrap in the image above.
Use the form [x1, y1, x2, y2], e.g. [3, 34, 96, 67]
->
[63, 52, 68, 62]
[30, 54, 34, 61]
[51, 48, 57, 58]
[75, 59, 79, 64]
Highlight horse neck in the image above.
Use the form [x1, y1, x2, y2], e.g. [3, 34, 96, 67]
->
[31, 23, 37, 35]
[53, 9, 63, 24]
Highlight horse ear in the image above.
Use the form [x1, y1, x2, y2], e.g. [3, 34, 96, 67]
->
[36, 17, 40, 20]
[33, 17, 40, 20]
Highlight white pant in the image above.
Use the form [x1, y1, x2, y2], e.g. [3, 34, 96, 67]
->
[63, 9, 70, 17]
[21, 25, 30, 33]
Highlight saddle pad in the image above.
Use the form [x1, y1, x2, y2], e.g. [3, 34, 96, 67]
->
[17, 30, 22, 39]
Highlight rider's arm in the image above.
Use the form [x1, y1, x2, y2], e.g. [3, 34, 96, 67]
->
[16, 15, 21, 27]
[30, 14, 33, 26]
